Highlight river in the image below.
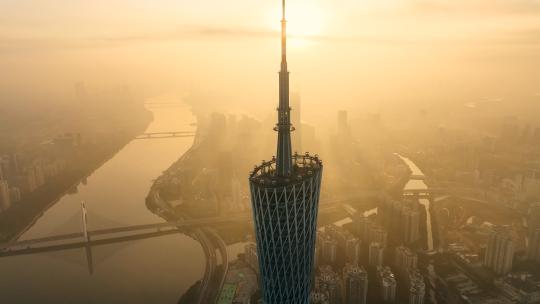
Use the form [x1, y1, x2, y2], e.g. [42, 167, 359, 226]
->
[398, 154, 435, 252]
[331, 155, 434, 253]
[0, 102, 205, 303]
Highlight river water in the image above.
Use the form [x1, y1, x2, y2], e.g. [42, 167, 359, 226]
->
[0, 103, 205, 303]
[331, 155, 434, 253]
[398, 155, 435, 252]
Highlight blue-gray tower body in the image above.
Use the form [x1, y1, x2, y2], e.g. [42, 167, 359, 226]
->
[249, 1, 323, 303]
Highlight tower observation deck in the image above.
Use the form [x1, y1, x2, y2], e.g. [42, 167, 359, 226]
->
[249, 1, 323, 303]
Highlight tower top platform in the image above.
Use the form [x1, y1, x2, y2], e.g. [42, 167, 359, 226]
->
[250, 153, 322, 188]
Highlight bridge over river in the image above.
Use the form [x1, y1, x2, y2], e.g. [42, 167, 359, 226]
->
[0, 191, 379, 258]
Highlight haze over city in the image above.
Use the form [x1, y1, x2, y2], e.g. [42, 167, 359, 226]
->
[1, 1, 540, 304]
[2, 0, 540, 114]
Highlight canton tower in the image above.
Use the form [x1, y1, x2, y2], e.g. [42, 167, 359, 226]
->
[249, 1, 323, 303]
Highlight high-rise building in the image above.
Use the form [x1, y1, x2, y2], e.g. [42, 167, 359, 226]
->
[248, 1, 323, 303]
[9, 187, 21, 203]
[369, 242, 385, 267]
[352, 214, 372, 241]
[319, 234, 338, 265]
[0, 157, 11, 180]
[324, 224, 360, 264]
[19, 168, 37, 193]
[369, 225, 388, 248]
[377, 266, 397, 303]
[528, 203, 540, 261]
[10, 154, 20, 175]
[401, 205, 420, 244]
[310, 291, 329, 304]
[394, 246, 418, 273]
[528, 228, 540, 264]
[484, 226, 514, 275]
[408, 269, 425, 304]
[344, 237, 361, 265]
[0, 179, 11, 211]
[33, 164, 46, 187]
[317, 266, 341, 304]
[343, 264, 368, 304]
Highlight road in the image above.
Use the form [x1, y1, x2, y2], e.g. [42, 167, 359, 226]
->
[0, 191, 378, 301]
[212, 229, 229, 301]
[194, 228, 216, 304]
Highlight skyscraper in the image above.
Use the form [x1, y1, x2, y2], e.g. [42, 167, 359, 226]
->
[408, 269, 426, 304]
[0, 179, 11, 211]
[484, 226, 514, 275]
[319, 234, 338, 266]
[368, 225, 388, 248]
[324, 224, 360, 264]
[377, 266, 397, 303]
[401, 205, 420, 244]
[317, 266, 342, 304]
[369, 242, 385, 267]
[343, 264, 368, 304]
[528, 228, 540, 264]
[394, 246, 418, 273]
[528, 203, 540, 262]
[248, 1, 323, 303]
[344, 237, 361, 265]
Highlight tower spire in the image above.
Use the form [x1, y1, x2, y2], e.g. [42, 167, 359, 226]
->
[276, 0, 293, 176]
[248, 2, 323, 303]
[281, 0, 287, 64]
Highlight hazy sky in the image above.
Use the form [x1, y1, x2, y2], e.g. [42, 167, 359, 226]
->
[1, 0, 540, 116]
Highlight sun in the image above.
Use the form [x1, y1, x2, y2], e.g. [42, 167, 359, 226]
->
[287, 4, 324, 38]
[268, 2, 324, 39]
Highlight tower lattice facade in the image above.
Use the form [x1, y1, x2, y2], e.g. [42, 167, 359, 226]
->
[249, 1, 323, 303]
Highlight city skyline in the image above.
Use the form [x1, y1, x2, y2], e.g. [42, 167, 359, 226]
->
[1, 1, 540, 304]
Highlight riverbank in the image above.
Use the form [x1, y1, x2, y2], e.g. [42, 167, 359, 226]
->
[0, 111, 153, 242]
[0, 104, 206, 304]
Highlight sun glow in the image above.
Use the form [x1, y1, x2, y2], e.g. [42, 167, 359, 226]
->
[268, 2, 325, 42]
[287, 4, 324, 37]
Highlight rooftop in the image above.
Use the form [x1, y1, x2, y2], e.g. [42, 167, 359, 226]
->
[249, 153, 322, 187]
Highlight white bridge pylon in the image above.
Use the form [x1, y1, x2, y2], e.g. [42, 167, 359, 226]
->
[81, 201, 90, 243]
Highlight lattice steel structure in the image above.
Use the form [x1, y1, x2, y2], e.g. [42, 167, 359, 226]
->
[248, 1, 323, 302]
[250, 154, 322, 303]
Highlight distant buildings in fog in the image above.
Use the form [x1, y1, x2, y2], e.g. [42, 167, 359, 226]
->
[0, 153, 67, 214]
[382, 198, 420, 246]
[0, 179, 11, 211]
[529, 228, 540, 264]
[368, 242, 384, 267]
[528, 203, 540, 263]
[484, 225, 514, 275]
